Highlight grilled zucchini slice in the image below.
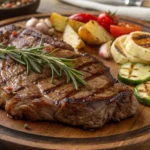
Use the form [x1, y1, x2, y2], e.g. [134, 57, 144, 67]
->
[118, 62, 150, 85]
[134, 81, 150, 106]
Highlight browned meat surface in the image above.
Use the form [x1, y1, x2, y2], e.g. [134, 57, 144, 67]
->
[0, 25, 138, 129]
[0, 24, 74, 51]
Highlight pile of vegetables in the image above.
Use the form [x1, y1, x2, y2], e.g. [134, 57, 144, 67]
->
[26, 12, 143, 59]
[69, 12, 142, 38]
[49, 12, 142, 57]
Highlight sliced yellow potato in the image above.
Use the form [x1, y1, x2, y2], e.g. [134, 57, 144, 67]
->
[78, 20, 113, 45]
[124, 31, 150, 61]
[67, 19, 84, 32]
[63, 25, 85, 51]
[50, 12, 68, 32]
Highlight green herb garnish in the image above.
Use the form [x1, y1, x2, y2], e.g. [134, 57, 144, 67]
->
[0, 43, 87, 90]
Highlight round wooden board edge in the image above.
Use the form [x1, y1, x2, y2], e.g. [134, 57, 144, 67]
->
[1, 123, 150, 149]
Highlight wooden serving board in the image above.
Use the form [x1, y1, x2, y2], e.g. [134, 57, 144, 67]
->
[0, 13, 150, 150]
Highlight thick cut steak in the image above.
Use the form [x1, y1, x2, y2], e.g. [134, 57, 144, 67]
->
[0, 25, 138, 129]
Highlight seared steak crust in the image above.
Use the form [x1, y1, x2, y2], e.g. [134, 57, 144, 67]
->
[0, 24, 74, 50]
[0, 25, 138, 129]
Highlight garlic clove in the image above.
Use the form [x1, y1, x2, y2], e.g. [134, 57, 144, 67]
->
[48, 28, 55, 36]
[39, 19, 45, 23]
[35, 22, 49, 34]
[26, 17, 39, 28]
[44, 18, 52, 28]
[98, 40, 113, 59]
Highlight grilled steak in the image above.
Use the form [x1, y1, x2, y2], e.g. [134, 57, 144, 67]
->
[0, 25, 138, 129]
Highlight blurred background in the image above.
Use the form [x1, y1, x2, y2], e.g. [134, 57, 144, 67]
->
[0, 0, 150, 20]
[38, 0, 150, 13]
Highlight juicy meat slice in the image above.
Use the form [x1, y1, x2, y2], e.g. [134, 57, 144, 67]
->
[0, 24, 74, 50]
[0, 25, 138, 129]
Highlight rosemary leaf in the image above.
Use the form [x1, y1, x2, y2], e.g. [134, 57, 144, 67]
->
[0, 53, 6, 59]
[48, 48, 60, 55]
[0, 44, 87, 90]
[27, 57, 41, 73]
[22, 56, 30, 75]
[39, 38, 44, 47]
[9, 53, 25, 65]
[6, 46, 16, 50]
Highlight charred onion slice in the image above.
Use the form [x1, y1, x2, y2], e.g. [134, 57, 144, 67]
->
[118, 62, 150, 85]
[124, 31, 150, 61]
[134, 81, 150, 106]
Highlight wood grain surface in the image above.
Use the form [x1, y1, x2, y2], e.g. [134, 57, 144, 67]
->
[0, 13, 150, 150]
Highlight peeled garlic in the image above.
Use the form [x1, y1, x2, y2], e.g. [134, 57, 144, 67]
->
[26, 17, 39, 28]
[99, 41, 112, 59]
[35, 22, 49, 34]
[39, 19, 45, 23]
[48, 28, 55, 36]
[44, 18, 52, 28]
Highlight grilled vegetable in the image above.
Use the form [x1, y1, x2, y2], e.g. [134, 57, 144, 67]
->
[63, 25, 85, 51]
[124, 31, 150, 61]
[67, 19, 84, 32]
[134, 81, 150, 106]
[50, 12, 68, 32]
[111, 35, 150, 64]
[110, 22, 142, 38]
[78, 20, 113, 45]
[111, 35, 129, 64]
[69, 13, 97, 23]
[97, 12, 118, 32]
[118, 62, 150, 85]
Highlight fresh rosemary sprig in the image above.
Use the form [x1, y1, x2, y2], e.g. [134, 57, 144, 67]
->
[0, 43, 87, 90]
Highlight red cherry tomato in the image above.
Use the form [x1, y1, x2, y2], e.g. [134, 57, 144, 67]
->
[97, 12, 117, 31]
[69, 13, 97, 23]
[110, 22, 142, 38]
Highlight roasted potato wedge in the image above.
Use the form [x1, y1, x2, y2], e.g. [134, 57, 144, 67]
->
[50, 12, 68, 32]
[67, 19, 84, 32]
[63, 25, 85, 51]
[78, 20, 113, 45]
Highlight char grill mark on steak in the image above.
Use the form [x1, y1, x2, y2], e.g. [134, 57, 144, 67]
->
[11, 61, 114, 104]
[29, 58, 113, 99]
[0, 54, 100, 94]
[0, 60, 26, 85]
[0, 67, 51, 93]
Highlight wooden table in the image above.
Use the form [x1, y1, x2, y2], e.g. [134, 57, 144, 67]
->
[0, 1, 150, 150]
